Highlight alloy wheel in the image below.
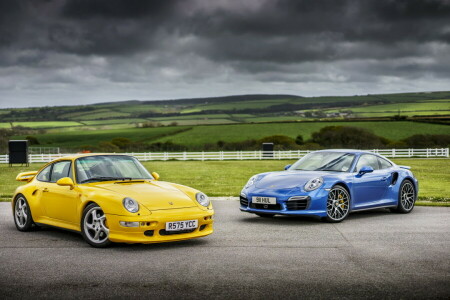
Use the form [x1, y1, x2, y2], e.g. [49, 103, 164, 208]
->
[15, 197, 28, 228]
[400, 181, 415, 211]
[83, 206, 109, 244]
[326, 186, 350, 222]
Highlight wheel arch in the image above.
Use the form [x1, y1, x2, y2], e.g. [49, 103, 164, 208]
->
[400, 177, 418, 200]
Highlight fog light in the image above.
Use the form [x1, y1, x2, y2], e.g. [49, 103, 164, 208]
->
[120, 221, 139, 227]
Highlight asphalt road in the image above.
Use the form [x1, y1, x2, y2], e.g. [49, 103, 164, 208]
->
[0, 201, 449, 299]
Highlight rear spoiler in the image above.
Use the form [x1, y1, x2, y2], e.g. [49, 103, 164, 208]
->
[16, 171, 38, 182]
[398, 165, 411, 170]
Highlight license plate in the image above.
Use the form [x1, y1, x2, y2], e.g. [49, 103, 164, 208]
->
[252, 196, 276, 205]
[165, 220, 198, 231]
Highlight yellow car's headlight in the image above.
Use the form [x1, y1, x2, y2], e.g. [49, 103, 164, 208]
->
[195, 192, 210, 207]
[123, 197, 139, 213]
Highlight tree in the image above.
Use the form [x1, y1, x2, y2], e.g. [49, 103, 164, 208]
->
[295, 135, 304, 145]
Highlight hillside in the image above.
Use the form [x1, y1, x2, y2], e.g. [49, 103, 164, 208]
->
[0, 92, 449, 129]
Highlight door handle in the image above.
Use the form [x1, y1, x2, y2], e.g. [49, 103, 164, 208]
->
[381, 177, 387, 181]
[42, 188, 49, 192]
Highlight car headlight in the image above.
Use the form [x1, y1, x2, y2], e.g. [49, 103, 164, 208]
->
[196, 192, 210, 207]
[245, 175, 257, 189]
[304, 177, 323, 192]
[123, 197, 139, 213]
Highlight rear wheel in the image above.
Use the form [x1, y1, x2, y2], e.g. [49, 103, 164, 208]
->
[14, 195, 34, 231]
[81, 203, 111, 248]
[256, 213, 275, 218]
[393, 180, 416, 213]
[324, 185, 350, 223]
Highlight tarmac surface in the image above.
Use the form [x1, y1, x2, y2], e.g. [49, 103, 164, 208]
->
[0, 201, 449, 299]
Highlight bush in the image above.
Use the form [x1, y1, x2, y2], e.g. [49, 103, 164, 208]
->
[295, 135, 304, 145]
[25, 136, 40, 145]
[98, 141, 120, 152]
[111, 137, 132, 150]
[403, 134, 450, 148]
[311, 126, 388, 149]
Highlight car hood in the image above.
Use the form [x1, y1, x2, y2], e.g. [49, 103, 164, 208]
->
[255, 171, 335, 190]
[93, 180, 197, 211]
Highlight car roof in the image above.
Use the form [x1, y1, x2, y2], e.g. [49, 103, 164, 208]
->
[53, 153, 132, 161]
[313, 149, 377, 155]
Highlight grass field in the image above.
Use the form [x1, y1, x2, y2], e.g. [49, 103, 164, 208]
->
[0, 121, 84, 129]
[14, 126, 186, 148]
[11, 120, 449, 149]
[1, 159, 448, 202]
[154, 121, 450, 146]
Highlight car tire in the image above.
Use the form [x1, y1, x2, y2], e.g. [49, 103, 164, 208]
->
[13, 195, 34, 231]
[256, 213, 275, 218]
[81, 203, 112, 248]
[393, 180, 416, 214]
[324, 185, 351, 223]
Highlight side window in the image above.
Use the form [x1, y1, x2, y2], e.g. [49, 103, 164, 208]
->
[50, 161, 72, 183]
[36, 164, 52, 182]
[355, 154, 380, 172]
[378, 157, 393, 169]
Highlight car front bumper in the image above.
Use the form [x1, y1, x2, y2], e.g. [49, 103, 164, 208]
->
[105, 207, 214, 244]
[240, 188, 329, 218]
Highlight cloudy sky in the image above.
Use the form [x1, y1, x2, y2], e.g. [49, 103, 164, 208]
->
[0, 0, 449, 108]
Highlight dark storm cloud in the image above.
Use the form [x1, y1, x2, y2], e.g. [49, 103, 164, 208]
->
[0, 0, 449, 107]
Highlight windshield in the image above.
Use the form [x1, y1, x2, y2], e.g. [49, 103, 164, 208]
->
[289, 152, 355, 172]
[76, 155, 153, 183]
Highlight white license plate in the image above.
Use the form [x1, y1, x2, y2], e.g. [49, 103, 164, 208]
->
[252, 196, 276, 205]
[165, 220, 198, 231]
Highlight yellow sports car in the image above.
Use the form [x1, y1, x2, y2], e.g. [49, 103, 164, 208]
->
[12, 154, 214, 247]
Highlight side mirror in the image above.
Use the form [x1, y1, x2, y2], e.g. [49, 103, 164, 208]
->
[152, 172, 160, 180]
[56, 177, 75, 189]
[284, 164, 291, 170]
[358, 166, 374, 175]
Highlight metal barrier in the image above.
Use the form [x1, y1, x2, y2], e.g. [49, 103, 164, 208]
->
[0, 148, 448, 163]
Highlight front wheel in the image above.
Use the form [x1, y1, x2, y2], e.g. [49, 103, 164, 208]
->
[14, 195, 34, 231]
[81, 203, 111, 248]
[393, 180, 416, 213]
[324, 185, 350, 223]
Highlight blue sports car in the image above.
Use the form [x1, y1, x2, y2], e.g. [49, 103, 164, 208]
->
[240, 150, 418, 222]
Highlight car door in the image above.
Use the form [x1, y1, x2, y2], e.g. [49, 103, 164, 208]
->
[39, 160, 79, 224]
[352, 154, 390, 208]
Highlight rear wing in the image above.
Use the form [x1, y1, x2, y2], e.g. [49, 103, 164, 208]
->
[398, 165, 411, 170]
[16, 171, 38, 182]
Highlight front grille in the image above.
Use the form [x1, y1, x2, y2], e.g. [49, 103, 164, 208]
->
[286, 196, 310, 210]
[250, 203, 282, 210]
[159, 228, 196, 236]
[240, 195, 249, 207]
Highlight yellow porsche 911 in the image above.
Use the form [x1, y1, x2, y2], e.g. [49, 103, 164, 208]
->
[12, 154, 214, 247]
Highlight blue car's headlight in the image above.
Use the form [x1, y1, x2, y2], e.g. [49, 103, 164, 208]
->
[245, 175, 257, 189]
[304, 177, 323, 191]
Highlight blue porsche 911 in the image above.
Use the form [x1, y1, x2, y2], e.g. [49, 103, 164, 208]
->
[240, 150, 418, 222]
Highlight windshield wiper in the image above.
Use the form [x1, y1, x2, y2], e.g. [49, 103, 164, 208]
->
[80, 177, 132, 183]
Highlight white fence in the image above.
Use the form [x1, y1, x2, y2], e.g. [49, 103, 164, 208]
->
[0, 148, 448, 163]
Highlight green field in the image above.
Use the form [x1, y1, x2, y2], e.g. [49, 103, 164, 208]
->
[14, 126, 186, 148]
[11, 120, 449, 149]
[0, 121, 83, 129]
[339, 101, 450, 117]
[1, 159, 448, 201]
[154, 121, 450, 146]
